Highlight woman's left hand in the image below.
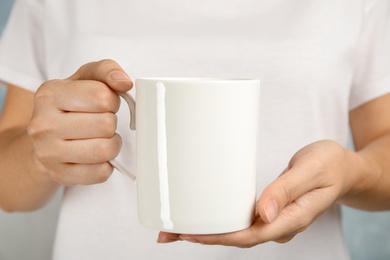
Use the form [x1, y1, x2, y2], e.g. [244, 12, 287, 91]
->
[157, 140, 355, 247]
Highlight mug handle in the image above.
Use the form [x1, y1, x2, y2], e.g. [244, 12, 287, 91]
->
[108, 92, 137, 182]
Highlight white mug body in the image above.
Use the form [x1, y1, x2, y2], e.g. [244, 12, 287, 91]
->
[134, 78, 260, 234]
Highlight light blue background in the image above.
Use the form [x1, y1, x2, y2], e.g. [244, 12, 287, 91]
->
[0, 0, 12, 110]
[1, 1, 390, 259]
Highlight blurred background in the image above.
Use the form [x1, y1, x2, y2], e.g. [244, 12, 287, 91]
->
[1, 0, 390, 259]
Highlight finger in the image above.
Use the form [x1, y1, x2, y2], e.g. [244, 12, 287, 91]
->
[35, 134, 122, 165]
[257, 165, 321, 224]
[36, 79, 121, 113]
[68, 59, 133, 93]
[157, 232, 182, 243]
[179, 219, 273, 248]
[56, 112, 117, 140]
[63, 134, 122, 163]
[179, 192, 325, 248]
[49, 162, 114, 186]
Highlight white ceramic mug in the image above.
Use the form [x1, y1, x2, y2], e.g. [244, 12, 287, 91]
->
[110, 78, 260, 234]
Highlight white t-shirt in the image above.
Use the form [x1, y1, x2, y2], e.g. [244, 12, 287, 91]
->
[1, 0, 390, 259]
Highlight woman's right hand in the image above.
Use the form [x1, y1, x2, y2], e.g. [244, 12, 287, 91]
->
[27, 59, 133, 186]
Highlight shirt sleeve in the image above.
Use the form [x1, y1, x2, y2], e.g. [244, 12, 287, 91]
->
[349, 0, 390, 110]
[0, 0, 45, 92]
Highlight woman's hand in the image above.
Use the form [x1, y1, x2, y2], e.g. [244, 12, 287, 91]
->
[28, 59, 133, 186]
[158, 140, 356, 247]
[159, 93, 390, 247]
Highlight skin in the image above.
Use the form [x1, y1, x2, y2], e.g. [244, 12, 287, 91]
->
[0, 59, 390, 248]
[0, 60, 132, 210]
[158, 92, 390, 246]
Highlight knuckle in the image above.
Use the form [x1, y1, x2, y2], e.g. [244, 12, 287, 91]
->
[113, 134, 122, 157]
[94, 163, 113, 183]
[91, 138, 120, 162]
[235, 229, 260, 249]
[95, 59, 118, 74]
[71, 60, 117, 81]
[33, 148, 58, 171]
[98, 113, 117, 137]
[51, 163, 113, 186]
[33, 141, 55, 160]
[72, 59, 121, 85]
[283, 206, 311, 234]
[27, 116, 58, 140]
[96, 141, 111, 158]
[93, 87, 119, 111]
[33, 147, 48, 162]
[27, 117, 47, 138]
[27, 118, 41, 138]
[35, 80, 61, 101]
[295, 215, 312, 233]
[280, 183, 296, 204]
[81, 163, 113, 185]
[282, 202, 312, 232]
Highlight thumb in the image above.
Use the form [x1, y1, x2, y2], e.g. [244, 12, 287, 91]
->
[257, 165, 315, 224]
[68, 59, 133, 93]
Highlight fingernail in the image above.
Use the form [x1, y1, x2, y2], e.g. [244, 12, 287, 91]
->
[264, 199, 279, 223]
[110, 71, 131, 81]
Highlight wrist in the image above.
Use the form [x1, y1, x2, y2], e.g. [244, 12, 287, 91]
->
[338, 148, 382, 209]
